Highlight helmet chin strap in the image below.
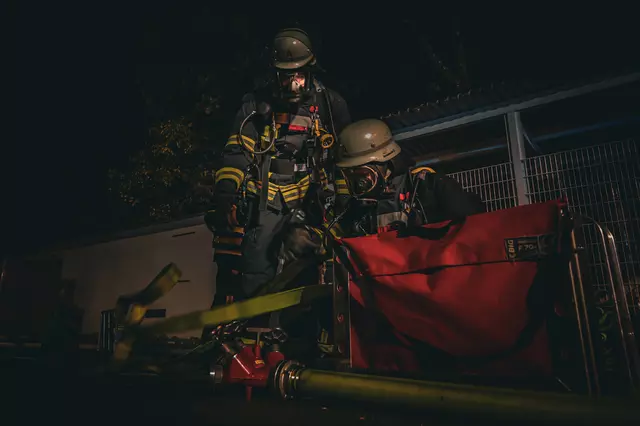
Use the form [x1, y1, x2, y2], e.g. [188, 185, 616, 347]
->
[380, 166, 395, 197]
[367, 164, 395, 199]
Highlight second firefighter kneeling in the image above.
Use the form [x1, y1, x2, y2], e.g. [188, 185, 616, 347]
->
[334, 119, 486, 235]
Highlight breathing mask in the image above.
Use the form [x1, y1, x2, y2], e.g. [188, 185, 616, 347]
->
[274, 70, 314, 102]
[341, 164, 392, 198]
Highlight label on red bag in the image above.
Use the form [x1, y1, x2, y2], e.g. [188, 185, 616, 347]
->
[504, 234, 556, 261]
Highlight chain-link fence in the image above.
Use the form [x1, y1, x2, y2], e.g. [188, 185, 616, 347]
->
[447, 139, 640, 314]
[448, 162, 518, 212]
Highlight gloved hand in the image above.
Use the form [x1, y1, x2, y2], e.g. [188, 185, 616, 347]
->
[207, 193, 240, 230]
[281, 225, 325, 264]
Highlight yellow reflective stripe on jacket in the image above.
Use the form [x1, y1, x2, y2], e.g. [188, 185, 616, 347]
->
[335, 178, 349, 195]
[279, 176, 311, 203]
[213, 239, 243, 256]
[246, 180, 309, 203]
[246, 176, 278, 202]
[214, 227, 244, 238]
[322, 220, 343, 239]
[215, 167, 245, 189]
[244, 171, 331, 204]
[319, 169, 329, 189]
[411, 166, 436, 175]
[214, 235, 243, 246]
[228, 226, 245, 235]
[213, 227, 245, 256]
[226, 134, 256, 152]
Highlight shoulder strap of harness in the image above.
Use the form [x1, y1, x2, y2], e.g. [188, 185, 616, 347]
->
[409, 166, 438, 220]
[410, 166, 436, 176]
[312, 80, 332, 133]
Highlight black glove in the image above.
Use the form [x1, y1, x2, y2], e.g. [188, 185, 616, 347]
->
[207, 193, 239, 230]
[281, 225, 325, 264]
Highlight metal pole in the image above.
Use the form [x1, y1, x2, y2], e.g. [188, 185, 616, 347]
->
[505, 111, 530, 206]
[275, 362, 640, 424]
[591, 218, 640, 391]
[393, 72, 640, 141]
[414, 116, 640, 167]
[0, 257, 7, 296]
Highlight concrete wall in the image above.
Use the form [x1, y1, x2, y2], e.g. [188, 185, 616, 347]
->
[57, 223, 215, 338]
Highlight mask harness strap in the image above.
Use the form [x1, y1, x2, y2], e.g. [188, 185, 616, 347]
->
[236, 103, 278, 222]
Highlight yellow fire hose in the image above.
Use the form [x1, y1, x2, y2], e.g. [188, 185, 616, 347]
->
[272, 361, 640, 424]
[107, 263, 640, 424]
[110, 259, 330, 367]
[134, 284, 331, 338]
[114, 263, 183, 327]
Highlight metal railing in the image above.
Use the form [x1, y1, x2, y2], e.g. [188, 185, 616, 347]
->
[448, 139, 640, 314]
[447, 138, 640, 394]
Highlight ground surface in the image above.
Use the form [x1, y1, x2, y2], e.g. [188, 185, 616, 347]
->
[2, 354, 474, 426]
[4, 348, 636, 426]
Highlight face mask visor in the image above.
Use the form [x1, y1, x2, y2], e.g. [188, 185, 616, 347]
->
[341, 165, 381, 198]
[274, 70, 313, 101]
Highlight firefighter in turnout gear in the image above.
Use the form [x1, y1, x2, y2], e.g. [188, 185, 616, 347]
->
[335, 119, 485, 235]
[211, 28, 351, 303]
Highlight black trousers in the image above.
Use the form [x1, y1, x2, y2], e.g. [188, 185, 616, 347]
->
[203, 254, 242, 340]
[240, 208, 289, 299]
[211, 254, 242, 308]
[242, 203, 325, 334]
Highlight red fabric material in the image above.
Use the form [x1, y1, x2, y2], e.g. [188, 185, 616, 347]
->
[341, 200, 568, 377]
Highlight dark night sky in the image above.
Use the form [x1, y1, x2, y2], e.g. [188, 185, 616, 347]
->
[7, 4, 638, 256]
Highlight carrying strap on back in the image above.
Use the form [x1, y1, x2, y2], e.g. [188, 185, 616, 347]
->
[301, 81, 338, 227]
[408, 166, 438, 223]
[312, 80, 332, 134]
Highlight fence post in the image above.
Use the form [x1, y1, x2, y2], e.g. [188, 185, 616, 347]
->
[0, 257, 7, 296]
[505, 111, 530, 206]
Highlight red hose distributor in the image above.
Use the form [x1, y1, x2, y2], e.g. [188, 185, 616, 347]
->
[210, 326, 286, 401]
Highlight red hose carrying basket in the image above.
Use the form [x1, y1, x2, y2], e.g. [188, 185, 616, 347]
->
[339, 200, 573, 379]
